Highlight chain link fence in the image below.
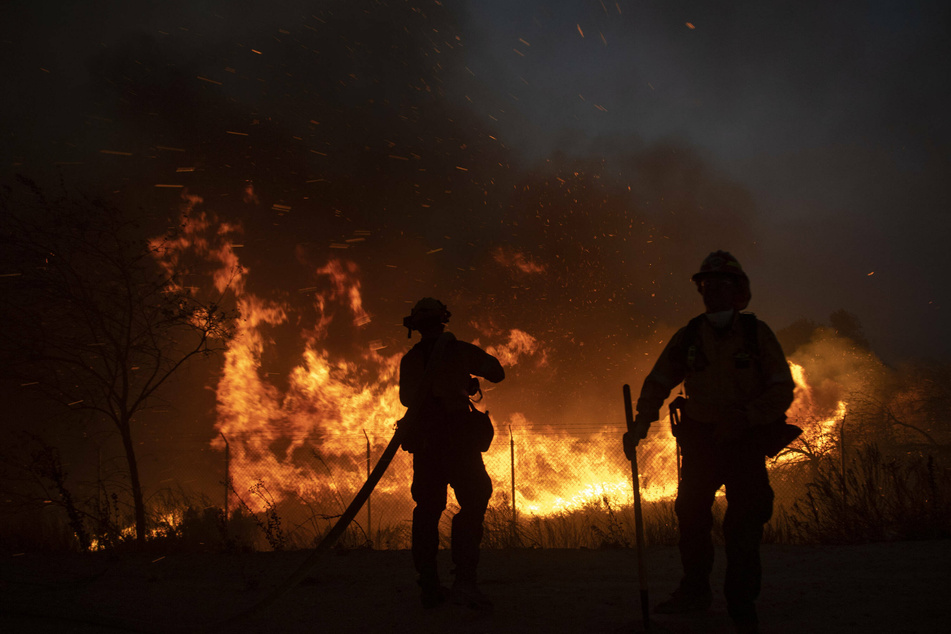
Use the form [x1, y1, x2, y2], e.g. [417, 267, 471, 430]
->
[107, 422, 821, 551]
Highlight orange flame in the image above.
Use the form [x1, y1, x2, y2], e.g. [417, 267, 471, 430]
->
[155, 205, 852, 524]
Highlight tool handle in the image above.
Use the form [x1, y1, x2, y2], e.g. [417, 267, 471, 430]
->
[623, 383, 636, 431]
[623, 384, 651, 629]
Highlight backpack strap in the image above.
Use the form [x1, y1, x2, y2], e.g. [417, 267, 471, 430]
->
[737, 312, 761, 367]
[678, 312, 760, 373]
[680, 314, 707, 372]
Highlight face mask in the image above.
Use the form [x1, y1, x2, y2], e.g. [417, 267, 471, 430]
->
[704, 309, 734, 329]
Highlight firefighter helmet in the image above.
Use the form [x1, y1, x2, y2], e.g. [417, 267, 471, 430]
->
[403, 297, 451, 337]
[692, 251, 751, 310]
[691, 250, 748, 282]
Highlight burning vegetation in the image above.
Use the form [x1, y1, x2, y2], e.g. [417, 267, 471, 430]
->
[1, 0, 949, 552]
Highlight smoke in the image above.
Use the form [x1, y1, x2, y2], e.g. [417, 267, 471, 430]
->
[11, 0, 927, 432]
[6, 1, 949, 526]
[2, 0, 773, 432]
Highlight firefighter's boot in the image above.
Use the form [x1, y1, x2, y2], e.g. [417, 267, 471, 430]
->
[654, 587, 713, 614]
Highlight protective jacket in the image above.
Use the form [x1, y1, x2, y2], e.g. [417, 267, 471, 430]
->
[636, 312, 794, 429]
[399, 332, 504, 448]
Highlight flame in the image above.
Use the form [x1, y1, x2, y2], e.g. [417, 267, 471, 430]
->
[210, 273, 404, 513]
[484, 328, 547, 367]
[153, 204, 853, 529]
[775, 362, 848, 465]
[492, 247, 546, 274]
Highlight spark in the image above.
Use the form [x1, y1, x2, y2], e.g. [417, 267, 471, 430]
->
[686, 22, 696, 29]
[577, 24, 584, 38]
[154, 184, 184, 188]
[196, 76, 222, 85]
[99, 150, 132, 156]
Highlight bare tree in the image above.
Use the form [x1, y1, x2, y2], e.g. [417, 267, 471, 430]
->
[0, 178, 234, 547]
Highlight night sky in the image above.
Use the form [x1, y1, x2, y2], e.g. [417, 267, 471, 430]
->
[3, 0, 949, 374]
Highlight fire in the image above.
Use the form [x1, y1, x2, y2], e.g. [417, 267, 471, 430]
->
[484, 328, 547, 367]
[776, 362, 848, 465]
[155, 205, 851, 534]
[211, 286, 406, 513]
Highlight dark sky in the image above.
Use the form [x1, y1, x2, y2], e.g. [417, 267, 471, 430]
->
[453, 0, 951, 363]
[2, 0, 949, 368]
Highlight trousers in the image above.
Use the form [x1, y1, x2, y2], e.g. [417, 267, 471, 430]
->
[675, 422, 774, 623]
[411, 445, 492, 583]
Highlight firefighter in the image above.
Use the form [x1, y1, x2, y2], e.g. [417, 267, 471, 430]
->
[623, 251, 795, 634]
[398, 298, 505, 610]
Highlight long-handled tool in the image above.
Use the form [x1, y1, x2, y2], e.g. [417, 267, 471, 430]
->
[623, 384, 650, 630]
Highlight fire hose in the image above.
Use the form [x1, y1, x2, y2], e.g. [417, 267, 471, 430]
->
[206, 335, 452, 631]
[623, 384, 651, 631]
[207, 425, 409, 631]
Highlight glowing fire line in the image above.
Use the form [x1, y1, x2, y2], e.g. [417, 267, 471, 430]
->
[156, 206, 848, 523]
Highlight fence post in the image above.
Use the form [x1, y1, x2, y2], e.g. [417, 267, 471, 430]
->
[364, 429, 372, 546]
[840, 415, 847, 518]
[221, 432, 230, 522]
[510, 426, 517, 545]
[97, 446, 102, 525]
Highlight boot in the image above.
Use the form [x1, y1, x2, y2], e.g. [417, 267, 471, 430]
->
[654, 587, 713, 614]
[733, 618, 761, 634]
[451, 578, 493, 611]
[418, 576, 449, 609]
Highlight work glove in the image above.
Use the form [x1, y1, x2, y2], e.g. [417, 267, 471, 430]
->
[467, 376, 481, 396]
[622, 415, 651, 460]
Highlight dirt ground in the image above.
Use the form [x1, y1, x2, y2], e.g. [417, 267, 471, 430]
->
[1, 540, 948, 633]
